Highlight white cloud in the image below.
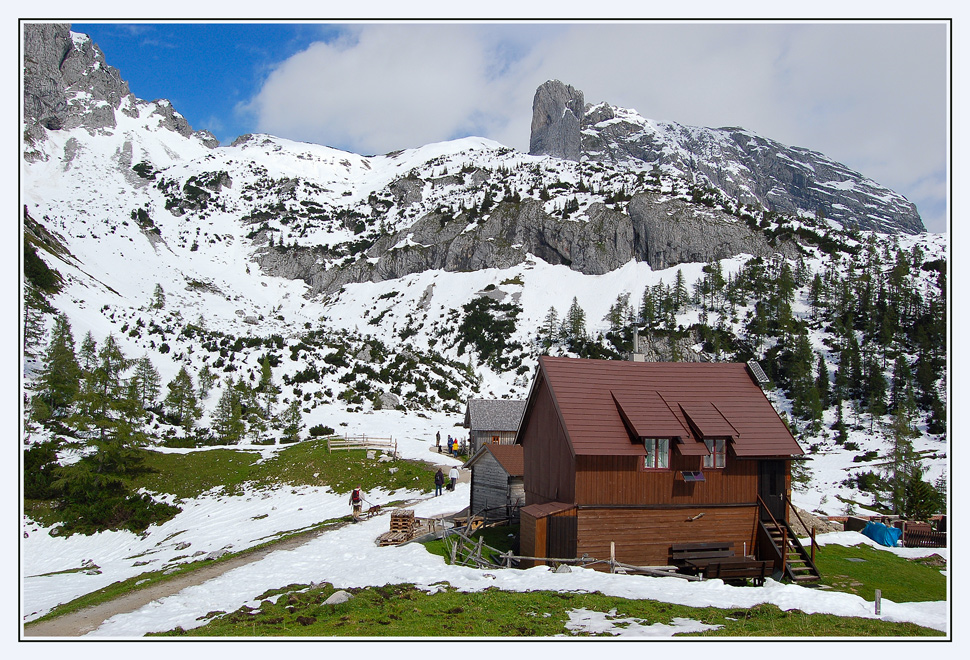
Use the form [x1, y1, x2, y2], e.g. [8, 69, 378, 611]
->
[246, 21, 947, 231]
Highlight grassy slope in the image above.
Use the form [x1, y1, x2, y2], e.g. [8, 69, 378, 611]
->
[25, 445, 946, 636]
[152, 582, 943, 638]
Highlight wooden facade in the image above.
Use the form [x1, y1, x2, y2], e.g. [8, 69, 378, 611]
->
[464, 399, 527, 456]
[465, 444, 525, 522]
[517, 356, 803, 569]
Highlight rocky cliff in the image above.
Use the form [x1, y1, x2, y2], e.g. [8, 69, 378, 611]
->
[528, 80, 584, 161]
[22, 22, 217, 161]
[271, 194, 799, 295]
[530, 80, 924, 235]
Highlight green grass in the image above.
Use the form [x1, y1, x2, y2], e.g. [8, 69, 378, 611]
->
[24, 439, 439, 527]
[423, 525, 519, 564]
[149, 582, 943, 638]
[132, 439, 438, 499]
[813, 543, 947, 602]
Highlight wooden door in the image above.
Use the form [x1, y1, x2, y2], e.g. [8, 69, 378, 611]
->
[758, 460, 786, 522]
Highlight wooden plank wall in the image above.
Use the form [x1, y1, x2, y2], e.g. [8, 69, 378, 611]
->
[519, 511, 543, 567]
[522, 376, 576, 505]
[470, 453, 516, 517]
[575, 453, 759, 506]
[547, 508, 578, 560]
[576, 505, 760, 567]
[470, 430, 518, 455]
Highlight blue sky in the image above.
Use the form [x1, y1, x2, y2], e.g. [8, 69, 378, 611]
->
[70, 21, 948, 233]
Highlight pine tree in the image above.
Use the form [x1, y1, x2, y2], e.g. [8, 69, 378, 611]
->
[73, 334, 131, 443]
[164, 366, 200, 430]
[78, 331, 98, 373]
[280, 399, 303, 443]
[198, 364, 215, 399]
[640, 287, 658, 329]
[131, 355, 161, 410]
[36, 313, 81, 418]
[258, 356, 279, 418]
[564, 297, 587, 350]
[883, 401, 923, 514]
[212, 377, 244, 444]
[151, 283, 166, 309]
[23, 285, 48, 359]
[540, 307, 560, 348]
[815, 355, 830, 408]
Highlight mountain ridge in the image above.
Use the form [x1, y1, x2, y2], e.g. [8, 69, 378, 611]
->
[530, 79, 924, 235]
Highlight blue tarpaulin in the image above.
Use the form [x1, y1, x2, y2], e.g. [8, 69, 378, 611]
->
[861, 521, 903, 547]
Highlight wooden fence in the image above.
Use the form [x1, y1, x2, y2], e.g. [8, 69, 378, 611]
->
[327, 434, 397, 457]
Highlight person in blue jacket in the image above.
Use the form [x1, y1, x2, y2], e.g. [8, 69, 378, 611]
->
[434, 468, 445, 496]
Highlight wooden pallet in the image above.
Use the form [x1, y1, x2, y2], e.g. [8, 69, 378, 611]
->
[389, 510, 415, 533]
[377, 530, 412, 547]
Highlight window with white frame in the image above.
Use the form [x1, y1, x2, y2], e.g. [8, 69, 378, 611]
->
[642, 437, 670, 469]
[703, 438, 726, 468]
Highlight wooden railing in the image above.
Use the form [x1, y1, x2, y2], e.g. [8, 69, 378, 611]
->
[787, 501, 820, 563]
[757, 495, 787, 575]
[327, 434, 397, 457]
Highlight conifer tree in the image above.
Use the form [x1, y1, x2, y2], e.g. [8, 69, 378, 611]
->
[131, 355, 161, 410]
[151, 283, 166, 310]
[564, 297, 587, 350]
[280, 399, 303, 443]
[198, 364, 215, 399]
[258, 356, 279, 418]
[23, 285, 48, 359]
[540, 307, 561, 348]
[74, 334, 131, 443]
[164, 366, 200, 430]
[36, 314, 81, 419]
[78, 331, 98, 374]
[212, 377, 244, 444]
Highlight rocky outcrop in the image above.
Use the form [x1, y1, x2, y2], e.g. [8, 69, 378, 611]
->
[529, 80, 584, 161]
[262, 194, 799, 295]
[529, 81, 924, 234]
[22, 23, 218, 155]
[627, 194, 797, 269]
[583, 108, 924, 234]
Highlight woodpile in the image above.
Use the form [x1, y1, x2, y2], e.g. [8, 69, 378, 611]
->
[376, 509, 417, 547]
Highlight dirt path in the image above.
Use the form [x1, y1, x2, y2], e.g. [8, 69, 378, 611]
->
[24, 459, 470, 638]
[22, 525, 334, 638]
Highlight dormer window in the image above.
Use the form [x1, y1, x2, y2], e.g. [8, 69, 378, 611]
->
[703, 438, 726, 468]
[642, 437, 670, 470]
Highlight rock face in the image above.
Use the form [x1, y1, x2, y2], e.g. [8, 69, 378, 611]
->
[265, 194, 798, 295]
[528, 80, 584, 161]
[23, 23, 133, 140]
[528, 81, 924, 234]
[22, 22, 218, 157]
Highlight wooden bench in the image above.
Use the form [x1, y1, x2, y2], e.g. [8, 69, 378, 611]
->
[671, 541, 735, 566]
[703, 559, 772, 586]
[670, 541, 770, 586]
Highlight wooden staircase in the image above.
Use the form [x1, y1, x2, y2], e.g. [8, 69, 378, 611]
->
[757, 497, 822, 584]
[761, 519, 822, 583]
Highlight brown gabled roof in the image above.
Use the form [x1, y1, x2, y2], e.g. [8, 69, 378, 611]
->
[486, 444, 524, 476]
[530, 356, 803, 458]
[463, 443, 524, 477]
[521, 501, 576, 519]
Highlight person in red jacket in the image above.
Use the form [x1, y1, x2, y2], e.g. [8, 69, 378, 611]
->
[349, 486, 364, 521]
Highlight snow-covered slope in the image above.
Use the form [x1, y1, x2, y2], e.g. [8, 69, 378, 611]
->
[22, 25, 947, 552]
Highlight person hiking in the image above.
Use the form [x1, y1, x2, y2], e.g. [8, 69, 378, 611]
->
[434, 468, 445, 496]
[349, 486, 364, 521]
[449, 466, 459, 491]
[452, 437, 459, 457]
[436, 431, 441, 453]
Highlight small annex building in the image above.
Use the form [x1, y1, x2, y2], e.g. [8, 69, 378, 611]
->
[516, 356, 807, 574]
[463, 398, 526, 456]
[463, 444, 525, 522]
